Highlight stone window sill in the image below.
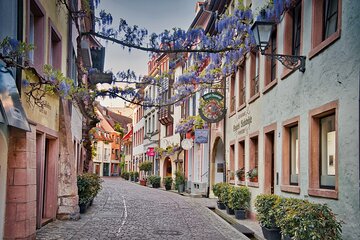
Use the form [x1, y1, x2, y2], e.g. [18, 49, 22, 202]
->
[309, 30, 341, 60]
[248, 92, 260, 104]
[237, 103, 246, 112]
[263, 78, 278, 94]
[280, 185, 300, 194]
[308, 188, 338, 199]
[247, 181, 259, 188]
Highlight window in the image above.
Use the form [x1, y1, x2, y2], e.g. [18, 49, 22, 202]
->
[166, 123, 173, 137]
[264, 28, 277, 89]
[309, 101, 338, 199]
[292, 2, 302, 56]
[324, 0, 339, 40]
[319, 114, 336, 188]
[49, 26, 61, 70]
[229, 144, 235, 182]
[289, 126, 299, 185]
[281, 116, 300, 193]
[238, 62, 246, 107]
[238, 140, 245, 170]
[249, 52, 259, 101]
[29, 0, 45, 69]
[310, 0, 341, 58]
[230, 73, 236, 113]
[250, 134, 258, 169]
[192, 94, 197, 116]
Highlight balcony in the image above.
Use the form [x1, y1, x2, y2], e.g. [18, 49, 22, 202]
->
[159, 106, 173, 125]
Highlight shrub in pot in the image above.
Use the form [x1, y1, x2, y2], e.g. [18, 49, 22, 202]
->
[222, 184, 234, 215]
[163, 176, 173, 190]
[236, 167, 245, 181]
[255, 194, 282, 240]
[148, 175, 161, 188]
[274, 198, 342, 240]
[229, 186, 251, 219]
[174, 170, 185, 193]
[129, 171, 135, 181]
[77, 173, 103, 213]
[134, 171, 139, 182]
[213, 182, 226, 209]
[122, 171, 130, 180]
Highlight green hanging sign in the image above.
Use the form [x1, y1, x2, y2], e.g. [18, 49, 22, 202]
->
[199, 92, 226, 123]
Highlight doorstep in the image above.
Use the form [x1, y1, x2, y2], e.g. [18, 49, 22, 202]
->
[212, 208, 265, 240]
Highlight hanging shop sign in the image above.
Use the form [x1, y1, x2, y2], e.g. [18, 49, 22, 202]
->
[199, 92, 226, 123]
[195, 129, 209, 144]
[0, 66, 30, 131]
[146, 147, 155, 157]
[181, 138, 193, 150]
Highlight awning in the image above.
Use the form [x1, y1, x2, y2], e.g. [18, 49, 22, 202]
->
[0, 66, 31, 131]
[122, 128, 133, 141]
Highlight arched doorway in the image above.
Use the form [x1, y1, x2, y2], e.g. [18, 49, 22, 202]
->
[210, 137, 225, 188]
[163, 157, 172, 177]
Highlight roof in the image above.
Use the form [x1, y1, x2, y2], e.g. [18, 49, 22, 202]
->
[94, 102, 132, 132]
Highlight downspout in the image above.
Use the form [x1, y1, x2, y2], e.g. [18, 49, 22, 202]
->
[206, 123, 211, 198]
[223, 77, 227, 183]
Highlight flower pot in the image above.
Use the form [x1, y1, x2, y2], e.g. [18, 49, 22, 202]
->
[152, 183, 160, 188]
[240, 176, 245, 181]
[226, 206, 235, 215]
[165, 185, 171, 191]
[89, 199, 94, 206]
[261, 226, 281, 240]
[282, 235, 292, 240]
[235, 209, 246, 219]
[177, 184, 184, 193]
[250, 176, 258, 182]
[217, 201, 226, 210]
[79, 202, 89, 214]
[140, 179, 147, 186]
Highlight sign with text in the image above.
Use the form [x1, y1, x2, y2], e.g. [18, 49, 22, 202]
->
[195, 129, 208, 144]
[146, 147, 155, 157]
[199, 92, 226, 123]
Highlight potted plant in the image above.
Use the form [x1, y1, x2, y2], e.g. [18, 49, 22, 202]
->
[139, 161, 153, 186]
[229, 186, 251, 220]
[77, 173, 103, 213]
[274, 198, 342, 240]
[213, 182, 226, 209]
[236, 167, 245, 181]
[247, 167, 258, 182]
[175, 170, 185, 193]
[163, 176, 173, 190]
[148, 175, 161, 188]
[129, 171, 134, 181]
[134, 171, 139, 182]
[255, 194, 282, 240]
[123, 171, 130, 180]
[222, 184, 235, 215]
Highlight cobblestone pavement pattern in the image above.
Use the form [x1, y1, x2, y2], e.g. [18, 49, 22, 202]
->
[36, 178, 248, 240]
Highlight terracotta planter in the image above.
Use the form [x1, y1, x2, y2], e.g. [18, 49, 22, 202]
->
[250, 176, 258, 182]
[140, 179, 147, 186]
[240, 176, 245, 181]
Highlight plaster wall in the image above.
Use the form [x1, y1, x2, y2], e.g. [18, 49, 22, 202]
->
[224, 0, 360, 237]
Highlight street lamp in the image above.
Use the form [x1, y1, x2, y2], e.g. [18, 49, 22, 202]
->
[251, 20, 306, 73]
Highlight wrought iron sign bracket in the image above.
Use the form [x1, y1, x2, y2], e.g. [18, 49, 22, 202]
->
[262, 52, 306, 73]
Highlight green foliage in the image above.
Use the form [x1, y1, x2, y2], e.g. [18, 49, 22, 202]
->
[255, 194, 282, 229]
[134, 171, 139, 178]
[114, 123, 125, 136]
[236, 167, 245, 180]
[129, 171, 134, 179]
[246, 167, 258, 179]
[139, 161, 152, 172]
[174, 170, 185, 186]
[219, 183, 231, 205]
[274, 198, 342, 240]
[148, 175, 161, 188]
[121, 171, 130, 180]
[229, 186, 251, 210]
[163, 176, 173, 188]
[212, 182, 227, 198]
[77, 173, 103, 205]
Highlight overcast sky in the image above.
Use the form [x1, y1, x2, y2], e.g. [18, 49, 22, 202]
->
[97, 0, 199, 107]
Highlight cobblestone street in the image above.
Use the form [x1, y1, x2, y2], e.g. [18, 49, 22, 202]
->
[36, 178, 247, 240]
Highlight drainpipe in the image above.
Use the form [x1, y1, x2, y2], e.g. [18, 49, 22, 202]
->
[223, 77, 227, 183]
[206, 123, 212, 198]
